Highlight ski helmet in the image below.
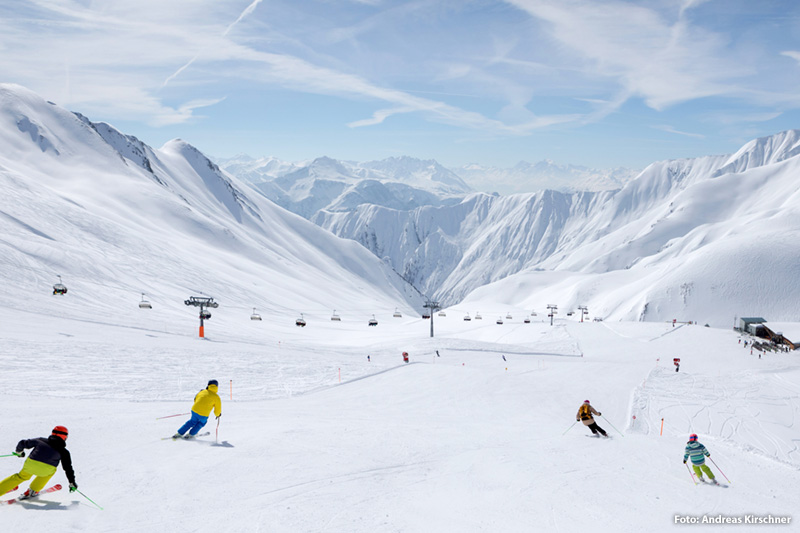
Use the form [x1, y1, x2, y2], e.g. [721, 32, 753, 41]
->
[584, 400, 590, 404]
[51, 426, 69, 441]
[689, 433, 698, 441]
[208, 379, 219, 387]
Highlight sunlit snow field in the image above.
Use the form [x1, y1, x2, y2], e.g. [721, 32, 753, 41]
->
[1, 301, 797, 532]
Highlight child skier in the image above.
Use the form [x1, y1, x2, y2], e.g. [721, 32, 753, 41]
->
[576, 400, 608, 437]
[174, 380, 222, 439]
[0, 426, 78, 498]
[683, 433, 717, 483]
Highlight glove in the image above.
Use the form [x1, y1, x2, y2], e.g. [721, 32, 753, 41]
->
[598, 412, 602, 416]
[576, 418, 580, 422]
[216, 415, 221, 420]
[16, 451, 25, 458]
[683, 460, 687, 464]
[69, 483, 78, 493]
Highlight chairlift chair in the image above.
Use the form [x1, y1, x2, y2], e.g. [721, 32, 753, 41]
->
[200, 310, 212, 320]
[52, 275, 67, 295]
[506, 313, 513, 319]
[496, 318, 504, 325]
[295, 313, 307, 327]
[438, 311, 446, 317]
[524, 317, 531, 324]
[464, 313, 471, 321]
[368, 314, 378, 326]
[475, 312, 482, 320]
[393, 308, 402, 318]
[139, 293, 152, 309]
[250, 308, 262, 321]
[331, 310, 341, 321]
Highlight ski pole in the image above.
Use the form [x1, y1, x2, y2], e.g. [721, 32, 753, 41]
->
[0, 453, 20, 458]
[600, 415, 624, 437]
[155, 413, 189, 420]
[562, 421, 578, 436]
[709, 457, 731, 484]
[77, 489, 104, 510]
[216, 416, 220, 444]
[685, 463, 697, 485]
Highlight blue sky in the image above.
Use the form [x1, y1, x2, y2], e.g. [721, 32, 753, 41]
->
[2, 0, 800, 172]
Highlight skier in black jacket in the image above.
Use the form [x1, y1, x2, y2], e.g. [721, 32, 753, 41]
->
[0, 425, 78, 499]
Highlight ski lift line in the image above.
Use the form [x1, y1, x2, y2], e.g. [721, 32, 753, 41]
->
[0, 259, 192, 302]
[0, 259, 419, 316]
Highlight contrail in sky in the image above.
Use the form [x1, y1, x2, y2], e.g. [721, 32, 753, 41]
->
[161, 0, 265, 89]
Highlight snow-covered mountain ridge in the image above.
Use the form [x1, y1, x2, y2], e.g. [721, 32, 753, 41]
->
[0, 83, 423, 329]
[3, 83, 799, 328]
[311, 130, 800, 327]
[217, 154, 472, 218]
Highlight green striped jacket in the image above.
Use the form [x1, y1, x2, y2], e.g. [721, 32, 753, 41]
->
[684, 441, 710, 465]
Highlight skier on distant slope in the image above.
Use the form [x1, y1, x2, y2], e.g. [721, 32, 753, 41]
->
[683, 433, 717, 484]
[576, 400, 608, 437]
[0, 426, 78, 499]
[173, 380, 222, 439]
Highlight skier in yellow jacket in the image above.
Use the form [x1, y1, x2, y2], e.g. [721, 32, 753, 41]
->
[576, 400, 608, 437]
[173, 380, 222, 439]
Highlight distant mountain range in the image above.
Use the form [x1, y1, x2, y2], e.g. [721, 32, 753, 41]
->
[221, 131, 800, 326]
[453, 160, 638, 194]
[3, 83, 800, 327]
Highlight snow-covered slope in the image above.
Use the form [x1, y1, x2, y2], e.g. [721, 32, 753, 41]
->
[0, 83, 423, 330]
[1, 303, 797, 532]
[315, 131, 800, 327]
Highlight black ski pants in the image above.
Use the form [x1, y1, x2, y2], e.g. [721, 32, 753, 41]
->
[587, 422, 607, 436]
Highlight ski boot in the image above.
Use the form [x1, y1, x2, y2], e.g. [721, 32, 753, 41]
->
[18, 489, 38, 500]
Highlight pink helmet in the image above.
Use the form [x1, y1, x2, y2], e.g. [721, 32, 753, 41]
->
[689, 433, 698, 441]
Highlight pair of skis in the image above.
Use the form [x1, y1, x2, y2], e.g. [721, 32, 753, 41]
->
[161, 431, 211, 441]
[3, 484, 62, 505]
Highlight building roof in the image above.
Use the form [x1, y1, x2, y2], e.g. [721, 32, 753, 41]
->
[740, 317, 767, 324]
[763, 322, 800, 343]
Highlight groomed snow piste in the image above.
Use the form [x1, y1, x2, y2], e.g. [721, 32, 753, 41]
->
[1, 304, 797, 532]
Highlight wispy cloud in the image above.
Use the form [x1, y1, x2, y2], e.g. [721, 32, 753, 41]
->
[780, 50, 800, 65]
[652, 124, 705, 139]
[1, 0, 798, 165]
[504, 0, 747, 110]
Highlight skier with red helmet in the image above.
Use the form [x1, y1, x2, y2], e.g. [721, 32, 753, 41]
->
[683, 434, 717, 484]
[0, 426, 77, 499]
[576, 400, 608, 437]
